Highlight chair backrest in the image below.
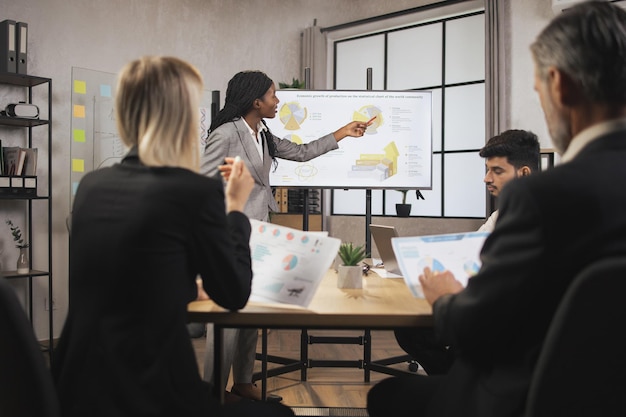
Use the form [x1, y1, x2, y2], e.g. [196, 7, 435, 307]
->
[524, 257, 626, 417]
[0, 275, 60, 417]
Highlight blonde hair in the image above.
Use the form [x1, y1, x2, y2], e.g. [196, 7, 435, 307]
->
[115, 56, 204, 171]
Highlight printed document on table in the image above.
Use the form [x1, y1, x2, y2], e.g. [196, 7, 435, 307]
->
[249, 219, 341, 307]
[391, 232, 490, 298]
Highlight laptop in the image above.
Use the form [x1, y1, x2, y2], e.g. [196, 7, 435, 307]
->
[369, 224, 402, 276]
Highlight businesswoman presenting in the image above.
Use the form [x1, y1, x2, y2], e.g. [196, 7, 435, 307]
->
[201, 70, 367, 402]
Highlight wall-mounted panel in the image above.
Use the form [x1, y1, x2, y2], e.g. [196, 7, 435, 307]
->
[443, 151, 485, 217]
[443, 83, 485, 151]
[445, 14, 485, 84]
[336, 35, 385, 90]
[387, 23, 443, 90]
[430, 88, 442, 152]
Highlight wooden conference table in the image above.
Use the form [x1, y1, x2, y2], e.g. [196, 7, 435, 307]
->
[187, 267, 433, 402]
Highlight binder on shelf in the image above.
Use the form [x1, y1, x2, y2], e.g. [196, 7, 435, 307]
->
[281, 187, 289, 213]
[15, 22, 27, 74]
[15, 148, 26, 175]
[274, 187, 282, 210]
[2, 146, 21, 175]
[22, 148, 37, 176]
[0, 19, 17, 73]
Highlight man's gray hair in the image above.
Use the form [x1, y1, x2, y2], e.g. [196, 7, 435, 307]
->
[530, 1, 626, 104]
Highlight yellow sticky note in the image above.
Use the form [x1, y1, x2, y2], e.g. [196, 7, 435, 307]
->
[72, 159, 85, 172]
[73, 105, 86, 118]
[74, 80, 87, 94]
[73, 129, 86, 142]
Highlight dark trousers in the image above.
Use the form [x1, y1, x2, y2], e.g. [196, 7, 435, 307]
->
[367, 374, 445, 417]
[394, 327, 453, 375]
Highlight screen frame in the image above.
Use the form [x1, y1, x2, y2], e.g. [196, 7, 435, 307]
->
[265, 89, 433, 190]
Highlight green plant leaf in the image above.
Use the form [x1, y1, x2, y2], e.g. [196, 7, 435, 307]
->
[279, 77, 305, 89]
[5, 219, 28, 248]
[338, 242, 366, 266]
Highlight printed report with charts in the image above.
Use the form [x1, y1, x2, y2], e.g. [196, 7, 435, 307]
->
[248, 219, 341, 307]
[391, 231, 490, 298]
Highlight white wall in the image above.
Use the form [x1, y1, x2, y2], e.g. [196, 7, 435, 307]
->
[0, 0, 443, 339]
[506, 0, 554, 149]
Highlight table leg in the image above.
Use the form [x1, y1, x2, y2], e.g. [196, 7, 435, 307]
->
[261, 328, 268, 400]
[213, 325, 224, 404]
[300, 328, 309, 380]
[364, 329, 371, 382]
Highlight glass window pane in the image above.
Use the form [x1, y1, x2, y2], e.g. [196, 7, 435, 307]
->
[443, 152, 485, 217]
[387, 24, 443, 90]
[336, 35, 385, 90]
[443, 83, 485, 151]
[445, 14, 485, 84]
[371, 189, 384, 215]
[332, 189, 366, 214]
[332, 189, 384, 215]
[430, 88, 442, 152]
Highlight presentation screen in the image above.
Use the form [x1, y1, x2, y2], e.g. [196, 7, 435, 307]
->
[265, 89, 432, 189]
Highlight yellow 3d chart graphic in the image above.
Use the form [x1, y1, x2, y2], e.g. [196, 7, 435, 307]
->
[349, 141, 400, 181]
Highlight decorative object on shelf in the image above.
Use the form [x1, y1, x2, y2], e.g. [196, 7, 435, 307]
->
[16, 246, 29, 274]
[337, 242, 366, 289]
[395, 190, 412, 217]
[5, 219, 29, 273]
[278, 78, 305, 89]
[4, 102, 40, 119]
[395, 189, 425, 217]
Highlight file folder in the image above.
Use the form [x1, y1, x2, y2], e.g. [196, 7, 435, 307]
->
[0, 19, 17, 73]
[16, 22, 27, 74]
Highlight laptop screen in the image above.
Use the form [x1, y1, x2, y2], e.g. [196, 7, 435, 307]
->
[369, 224, 402, 276]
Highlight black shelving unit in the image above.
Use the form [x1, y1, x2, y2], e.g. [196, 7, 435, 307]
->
[0, 72, 53, 360]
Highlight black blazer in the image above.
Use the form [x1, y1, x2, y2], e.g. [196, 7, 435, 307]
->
[52, 148, 253, 417]
[429, 129, 626, 417]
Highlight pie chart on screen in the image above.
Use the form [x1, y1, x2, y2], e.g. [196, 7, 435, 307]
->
[279, 102, 307, 130]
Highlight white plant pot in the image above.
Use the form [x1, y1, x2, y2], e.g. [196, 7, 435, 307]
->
[337, 265, 363, 289]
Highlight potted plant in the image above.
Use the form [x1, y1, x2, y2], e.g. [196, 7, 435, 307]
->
[279, 78, 305, 89]
[5, 219, 29, 273]
[337, 242, 366, 289]
[395, 190, 412, 217]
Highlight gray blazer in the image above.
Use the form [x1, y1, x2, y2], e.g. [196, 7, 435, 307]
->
[201, 118, 338, 221]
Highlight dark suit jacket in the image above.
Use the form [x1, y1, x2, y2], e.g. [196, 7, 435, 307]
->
[52, 148, 253, 417]
[201, 118, 337, 220]
[429, 129, 626, 417]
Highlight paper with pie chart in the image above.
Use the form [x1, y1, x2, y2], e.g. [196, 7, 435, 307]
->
[391, 232, 490, 298]
[248, 219, 341, 307]
[265, 89, 432, 189]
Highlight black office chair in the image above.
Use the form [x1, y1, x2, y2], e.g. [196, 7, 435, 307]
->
[524, 257, 626, 417]
[0, 275, 60, 417]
